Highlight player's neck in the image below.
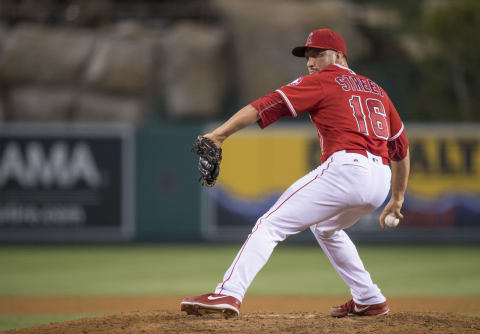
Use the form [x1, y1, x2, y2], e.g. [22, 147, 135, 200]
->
[335, 59, 349, 68]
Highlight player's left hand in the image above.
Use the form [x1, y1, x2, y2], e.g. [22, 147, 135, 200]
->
[379, 198, 404, 229]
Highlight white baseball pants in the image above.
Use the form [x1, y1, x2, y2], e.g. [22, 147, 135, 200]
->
[215, 150, 392, 305]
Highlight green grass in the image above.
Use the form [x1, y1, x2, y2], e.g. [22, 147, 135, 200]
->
[0, 314, 98, 331]
[1, 244, 479, 297]
[1, 244, 479, 331]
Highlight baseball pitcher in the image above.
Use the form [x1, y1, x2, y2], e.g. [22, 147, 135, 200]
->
[183, 28, 410, 318]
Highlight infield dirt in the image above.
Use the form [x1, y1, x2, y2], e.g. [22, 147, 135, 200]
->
[2, 296, 480, 333]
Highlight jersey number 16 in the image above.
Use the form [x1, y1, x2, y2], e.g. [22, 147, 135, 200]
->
[349, 95, 389, 140]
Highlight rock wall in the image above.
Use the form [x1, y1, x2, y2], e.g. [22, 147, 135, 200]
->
[0, 25, 95, 84]
[159, 22, 230, 118]
[9, 87, 75, 122]
[0, 0, 393, 123]
[213, 0, 370, 102]
[0, 21, 229, 122]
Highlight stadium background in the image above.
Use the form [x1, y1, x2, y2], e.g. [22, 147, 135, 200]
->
[0, 0, 479, 332]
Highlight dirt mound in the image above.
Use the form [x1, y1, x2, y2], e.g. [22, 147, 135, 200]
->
[3, 296, 480, 315]
[4, 311, 480, 334]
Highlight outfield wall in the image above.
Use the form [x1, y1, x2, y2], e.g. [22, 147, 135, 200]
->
[201, 123, 480, 244]
[0, 124, 135, 242]
[0, 123, 202, 242]
[0, 123, 479, 243]
[135, 125, 202, 241]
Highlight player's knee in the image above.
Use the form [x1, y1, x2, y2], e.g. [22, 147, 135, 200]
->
[311, 225, 337, 240]
[253, 219, 288, 243]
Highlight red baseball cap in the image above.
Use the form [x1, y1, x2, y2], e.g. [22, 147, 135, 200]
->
[292, 29, 347, 57]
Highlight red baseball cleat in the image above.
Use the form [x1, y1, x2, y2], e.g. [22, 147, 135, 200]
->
[330, 299, 389, 317]
[181, 293, 241, 319]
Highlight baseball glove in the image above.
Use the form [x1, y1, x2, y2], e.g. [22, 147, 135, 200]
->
[192, 136, 222, 187]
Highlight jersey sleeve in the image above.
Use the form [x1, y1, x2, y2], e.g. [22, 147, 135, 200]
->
[251, 91, 291, 129]
[387, 98, 409, 161]
[275, 75, 324, 117]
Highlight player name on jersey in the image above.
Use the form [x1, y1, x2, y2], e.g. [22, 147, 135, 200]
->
[335, 75, 384, 96]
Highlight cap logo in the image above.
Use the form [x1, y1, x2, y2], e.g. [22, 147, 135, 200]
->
[306, 32, 313, 45]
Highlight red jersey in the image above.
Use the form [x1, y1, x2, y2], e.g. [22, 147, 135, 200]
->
[251, 64, 408, 163]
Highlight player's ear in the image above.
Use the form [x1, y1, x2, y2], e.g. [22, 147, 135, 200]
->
[334, 51, 347, 65]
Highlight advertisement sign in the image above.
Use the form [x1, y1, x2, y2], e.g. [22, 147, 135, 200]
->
[201, 123, 480, 243]
[0, 124, 134, 242]
[403, 126, 480, 229]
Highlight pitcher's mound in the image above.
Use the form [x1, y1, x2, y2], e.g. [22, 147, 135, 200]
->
[5, 311, 480, 334]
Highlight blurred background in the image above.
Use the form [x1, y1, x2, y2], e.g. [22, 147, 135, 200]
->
[0, 0, 479, 244]
[0, 0, 480, 331]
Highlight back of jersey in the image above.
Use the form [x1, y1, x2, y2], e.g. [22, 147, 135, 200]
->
[310, 65, 403, 162]
[274, 64, 405, 163]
